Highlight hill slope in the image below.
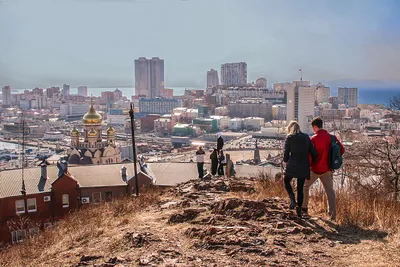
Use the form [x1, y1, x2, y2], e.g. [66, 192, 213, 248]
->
[1, 176, 399, 267]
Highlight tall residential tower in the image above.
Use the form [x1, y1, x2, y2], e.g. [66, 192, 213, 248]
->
[220, 62, 247, 87]
[1, 86, 12, 108]
[206, 69, 219, 87]
[338, 87, 358, 108]
[285, 81, 315, 134]
[134, 57, 164, 98]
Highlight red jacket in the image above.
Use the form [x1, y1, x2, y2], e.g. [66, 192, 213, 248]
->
[311, 129, 345, 174]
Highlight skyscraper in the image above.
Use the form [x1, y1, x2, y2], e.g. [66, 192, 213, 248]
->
[134, 57, 164, 97]
[220, 62, 247, 86]
[206, 69, 219, 87]
[62, 84, 70, 97]
[2, 85, 12, 108]
[315, 83, 330, 104]
[286, 81, 315, 134]
[77, 86, 88, 97]
[338, 87, 358, 108]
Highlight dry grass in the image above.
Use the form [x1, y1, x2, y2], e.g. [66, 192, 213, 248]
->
[0, 187, 162, 266]
[252, 172, 400, 233]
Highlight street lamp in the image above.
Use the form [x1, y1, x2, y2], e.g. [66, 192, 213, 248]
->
[129, 103, 139, 196]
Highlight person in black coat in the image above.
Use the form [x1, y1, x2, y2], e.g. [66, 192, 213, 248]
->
[216, 132, 224, 152]
[210, 148, 218, 176]
[283, 121, 317, 217]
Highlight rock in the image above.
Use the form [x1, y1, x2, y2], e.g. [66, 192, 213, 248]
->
[168, 208, 205, 224]
[301, 227, 314, 235]
[225, 199, 241, 210]
[125, 232, 159, 248]
[287, 227, 301, 234]
[275, 222, 285, 229]
[214, 181, 230, 191]
[80, 255, 102, 262]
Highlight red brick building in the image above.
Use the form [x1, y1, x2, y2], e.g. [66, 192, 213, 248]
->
[140, 114, 161, 132]
[0, 162, 152, 245]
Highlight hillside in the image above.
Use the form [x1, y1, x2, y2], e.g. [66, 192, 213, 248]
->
[1, 176, 399, 267]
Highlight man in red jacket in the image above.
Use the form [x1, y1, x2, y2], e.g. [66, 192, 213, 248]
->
[302, 117, 345, 220]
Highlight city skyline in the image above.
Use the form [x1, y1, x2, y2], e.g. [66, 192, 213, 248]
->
[1, 0, 400, 88]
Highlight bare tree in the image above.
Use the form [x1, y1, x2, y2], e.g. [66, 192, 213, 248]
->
[346, 136, 400, 200]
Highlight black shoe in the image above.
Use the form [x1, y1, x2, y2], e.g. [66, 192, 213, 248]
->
[296, 207, 302, 218]
[301, 208, 308, 215]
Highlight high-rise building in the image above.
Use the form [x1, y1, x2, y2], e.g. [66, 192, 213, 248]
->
[285, 81, 315, 134]
[46, 87, 60, 99]
[338, 87, 358, 108]
[77, 86, 88, 97]
[101, 91, 115, 104]
[2, 86, 12, 108]
[62, 84, 70, 97]
[134, 57, 164, 97]
[315, 83, 330, 104]
[206, 69, 219, 87]
[255, 77, 267, 88]
[220, 62, 247, 86]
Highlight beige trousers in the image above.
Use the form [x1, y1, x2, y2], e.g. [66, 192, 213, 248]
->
[302, 171, 336, 219]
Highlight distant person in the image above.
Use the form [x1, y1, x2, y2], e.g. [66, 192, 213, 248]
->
[217, 132, 224, 152]
[283, 121, 317, 218]
[210, 149, 218, 176]
[196, 146, 206, 178]
[218, 150, 227, 177]
[302, 117, 345, 220]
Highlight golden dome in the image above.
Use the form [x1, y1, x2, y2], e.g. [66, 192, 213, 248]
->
[107, 126, 115, 135]
[88, 128, 97, 137]
[82, 103, 102, 124]
[71, 127, 79, 136]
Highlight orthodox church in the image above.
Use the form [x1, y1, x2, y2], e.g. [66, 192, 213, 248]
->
[67, 102, 122, 165]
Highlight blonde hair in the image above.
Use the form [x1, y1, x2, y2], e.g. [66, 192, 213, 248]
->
[287, 120, 301, 136]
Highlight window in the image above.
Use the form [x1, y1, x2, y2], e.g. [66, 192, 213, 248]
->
[27, 198, 37, 212]
[62, 194, 69, 208]
[105, 192, 112, 202]
[15, 200, 25, 214]
[11, 230, 26, 244]
[92, 192, 101, 204]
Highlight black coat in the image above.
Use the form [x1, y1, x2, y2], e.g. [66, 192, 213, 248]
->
[217, 137, 224, 150]
[283, 132, 317, 179]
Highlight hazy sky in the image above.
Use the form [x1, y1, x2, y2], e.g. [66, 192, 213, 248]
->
[1, 0, 400, 88]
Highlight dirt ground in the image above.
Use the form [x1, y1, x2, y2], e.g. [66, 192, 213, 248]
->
[23, 176, 400, 267]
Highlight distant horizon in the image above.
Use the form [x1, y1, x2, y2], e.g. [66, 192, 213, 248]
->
[1, 0, 400, 88]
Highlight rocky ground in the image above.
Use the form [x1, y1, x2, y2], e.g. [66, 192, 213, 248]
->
[15, 176, 399, 267]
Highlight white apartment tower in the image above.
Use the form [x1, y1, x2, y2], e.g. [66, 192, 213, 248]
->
[2, 85, 12, 108]
[77, 86, 88, 97]
[338, 87, 358, 108]
[62, 84, 70, 97]
[221, 62, 247, 86]
[206, 69, 219, 87]
[286, 81, 315, 134]
[134, 57, 164, 98]
[315, 83, 330, 104]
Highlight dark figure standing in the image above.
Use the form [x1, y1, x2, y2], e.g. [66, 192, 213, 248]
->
[283, 121, 317, 218]
[210, 149, 218, 176]
[218, 150, 227, 177]
[217, 132, 224, 152]
[196, 146, 206, 178]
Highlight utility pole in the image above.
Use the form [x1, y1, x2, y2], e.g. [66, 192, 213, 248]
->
[20, 113, 28, 215]
[129, 103, 139, 196]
